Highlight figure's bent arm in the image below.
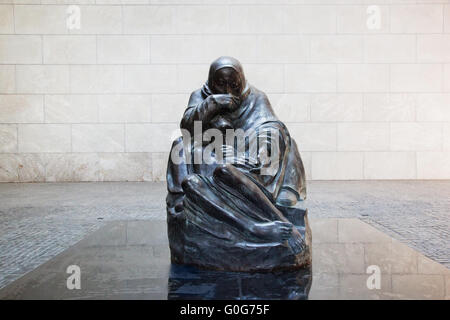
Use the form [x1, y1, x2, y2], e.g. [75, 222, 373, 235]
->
[180, 90, 217, 134]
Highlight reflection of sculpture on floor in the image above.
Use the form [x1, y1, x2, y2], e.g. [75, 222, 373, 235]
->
[166, 56, 311, 271]
[168, 264, 312, 300]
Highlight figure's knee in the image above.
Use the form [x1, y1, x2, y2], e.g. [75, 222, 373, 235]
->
[168, 136, 185, 166]
[171, 136, 183, 147]
[181, 174, 203, 193]
[213, 164, 235, 179]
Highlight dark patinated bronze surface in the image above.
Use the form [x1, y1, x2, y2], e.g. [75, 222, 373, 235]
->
[166, 56, 311, 271]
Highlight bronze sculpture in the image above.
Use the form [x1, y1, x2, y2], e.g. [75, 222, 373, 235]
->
[166, 56, 311, 271]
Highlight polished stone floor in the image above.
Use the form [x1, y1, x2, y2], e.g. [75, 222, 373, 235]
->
[0, 218, 448, 300]
[0, 181, 449, 291]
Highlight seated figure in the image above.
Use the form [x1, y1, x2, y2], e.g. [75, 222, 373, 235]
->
[166, 56, 311, 271]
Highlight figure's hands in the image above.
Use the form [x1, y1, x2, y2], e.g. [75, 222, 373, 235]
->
[210, 94, 240, 112]
[221, 145, 259, 170]
[196, 94, 240, 125]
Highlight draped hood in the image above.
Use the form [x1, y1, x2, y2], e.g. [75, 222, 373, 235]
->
[200, 56, 278, 131]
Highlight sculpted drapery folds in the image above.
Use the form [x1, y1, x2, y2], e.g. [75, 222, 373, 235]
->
[166, 56, 311, 271]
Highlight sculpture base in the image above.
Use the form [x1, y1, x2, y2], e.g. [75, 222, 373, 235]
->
[168, 204, 312, 272]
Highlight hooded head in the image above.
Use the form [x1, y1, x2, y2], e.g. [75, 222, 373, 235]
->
[204, 56, 248, 98]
